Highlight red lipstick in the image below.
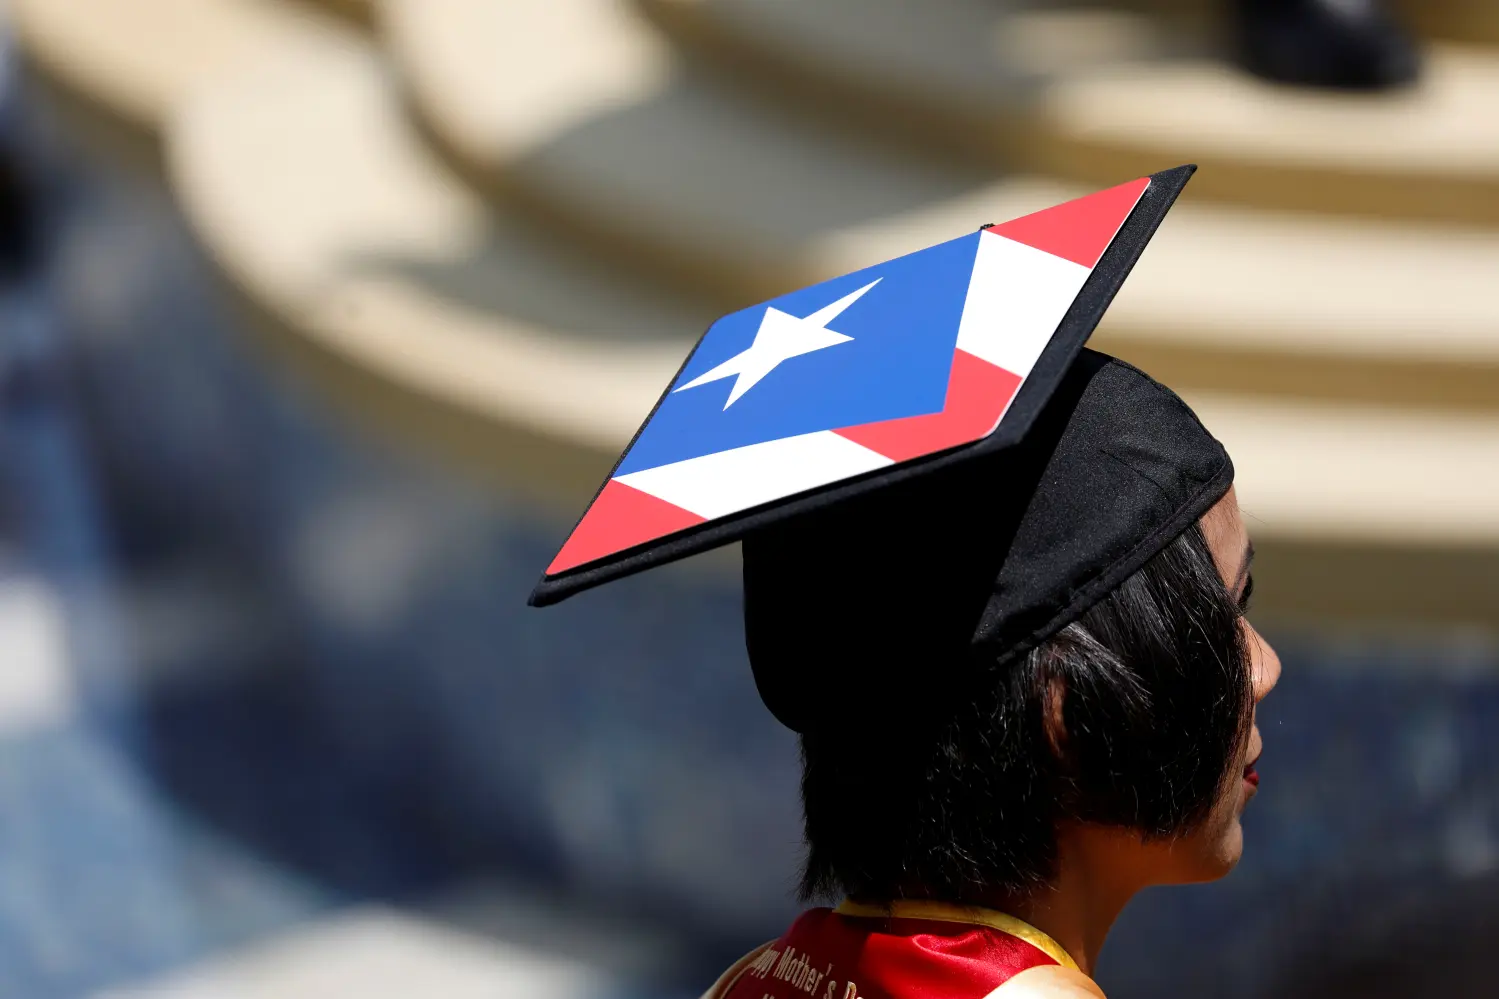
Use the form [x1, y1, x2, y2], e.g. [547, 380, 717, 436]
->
[1243, 762, 1260, 789]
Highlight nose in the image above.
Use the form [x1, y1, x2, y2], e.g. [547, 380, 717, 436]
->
[1246, 621, 1281, 704]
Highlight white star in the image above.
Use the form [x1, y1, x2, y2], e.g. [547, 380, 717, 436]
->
[673, 278, 881, 409]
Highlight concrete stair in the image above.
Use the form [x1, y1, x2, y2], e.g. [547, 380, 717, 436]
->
[314, 0, 375, 27]
[166, 28, 1499, 622]
[166, 22, 712, 498]
[636, 0, 1499, 224]
[151, 12, 1499, 626]
[380, 0, 1499, 413]
[1398, 0, 1499, 46]
[8, 0, 338, 130]
[11, 0, 1499, 627]
[8, 0, 711, 497]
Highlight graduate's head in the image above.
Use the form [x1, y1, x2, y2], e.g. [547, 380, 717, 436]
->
[526, 167, 1273, 901]
[741, 352, 1281, 902]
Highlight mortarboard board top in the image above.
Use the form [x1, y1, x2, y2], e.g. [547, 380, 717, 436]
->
[530, 165, 1197, 607]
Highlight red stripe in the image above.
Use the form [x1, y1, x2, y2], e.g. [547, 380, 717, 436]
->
[546, 479, 705, 575]
[985, 177, 1149, 269]
[834, 350, 1022, 462]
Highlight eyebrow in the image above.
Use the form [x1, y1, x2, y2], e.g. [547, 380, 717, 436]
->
[1234, 541, 1255, 594]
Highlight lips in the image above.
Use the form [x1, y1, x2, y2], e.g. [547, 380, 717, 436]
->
[1243, 757, 1260, 790]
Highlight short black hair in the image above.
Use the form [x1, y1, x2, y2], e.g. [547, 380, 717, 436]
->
[797, 519, 1253, 902]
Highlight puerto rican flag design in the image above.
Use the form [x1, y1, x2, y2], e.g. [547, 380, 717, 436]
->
[546, 178, 1150, 576]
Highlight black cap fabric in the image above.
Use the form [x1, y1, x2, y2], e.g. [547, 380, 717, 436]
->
[742, 350, 1233, 735]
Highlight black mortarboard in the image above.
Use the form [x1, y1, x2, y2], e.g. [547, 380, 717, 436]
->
[530, 165, 1232, 732]
[743, 349, 1231, 732]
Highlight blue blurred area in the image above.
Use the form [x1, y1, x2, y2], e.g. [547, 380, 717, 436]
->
[0, 19, 1497, 999]
[0, 57, 799, 995]
[1108, 631, 1499, 996]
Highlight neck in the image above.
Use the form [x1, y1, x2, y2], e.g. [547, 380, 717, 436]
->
[990, 827, 1148, 976]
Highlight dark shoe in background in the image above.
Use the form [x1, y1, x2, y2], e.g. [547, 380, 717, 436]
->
[1234, 0, 1421, 89]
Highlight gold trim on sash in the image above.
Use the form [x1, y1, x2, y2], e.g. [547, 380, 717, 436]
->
[834, 899, 1080, 973]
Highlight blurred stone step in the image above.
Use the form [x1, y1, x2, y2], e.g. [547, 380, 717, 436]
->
[20, 0, 1499, 624]
[166, 17, 1499, 626]
[380, 0, 1499, 414]
[164, 21, 711, 500]
[1034, 44, 1499, 225]
[373, 0, 993, 335]
[636, 0, 1499, 225]
[1187, 392, 1499, 629]
[1398, 0, 1499, 46]
[633, 0, 1177, 165]
[1, 0, 705, 502]
[7, 0, 340, 130]
[314, 0, 375, 28]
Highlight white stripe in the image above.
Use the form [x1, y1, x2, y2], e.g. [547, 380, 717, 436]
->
[955, 231, 1091, 377]
[616, 431, 892, 519]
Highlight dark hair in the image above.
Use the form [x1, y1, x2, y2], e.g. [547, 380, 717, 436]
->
[797, 520, 1253, 903]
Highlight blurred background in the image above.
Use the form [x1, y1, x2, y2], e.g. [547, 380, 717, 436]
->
[1, 0, 1498, 996]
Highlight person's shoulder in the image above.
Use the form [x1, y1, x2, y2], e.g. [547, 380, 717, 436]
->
[699, 941, 775, 999]
[983, 964, 1107, 998]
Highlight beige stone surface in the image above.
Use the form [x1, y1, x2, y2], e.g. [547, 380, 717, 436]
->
[168, 28, 705, 460]
[315, 0, 374, 26]
[1398, 0, 1499, 46]
[167, 17, 1499, 551]
[1191, 392, 1499, 546]
[381, 0, 673, 160]
[1039, 45, 1499, 221]
[8, 0, 339, 128]
[1048, 48, 1499, 176]
[636, 0, 1499, 222]
[378, 0, 1499, 410]
[638, 0, 1174, 123]
[17, 0, 1497, 599]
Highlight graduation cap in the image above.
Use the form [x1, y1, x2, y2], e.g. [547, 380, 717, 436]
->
[530, 165, 1234, 734]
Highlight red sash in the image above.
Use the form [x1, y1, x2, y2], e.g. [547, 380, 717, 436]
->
[721, 901, 1078, 999]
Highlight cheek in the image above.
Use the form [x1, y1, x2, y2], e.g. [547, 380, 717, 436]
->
[1160, 640, 1261, 884]
[1201, 767, 1251, 869]
[1158, 774, 1249, 885]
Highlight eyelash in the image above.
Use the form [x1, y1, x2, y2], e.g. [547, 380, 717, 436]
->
[1238, 574, 1255, 613]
